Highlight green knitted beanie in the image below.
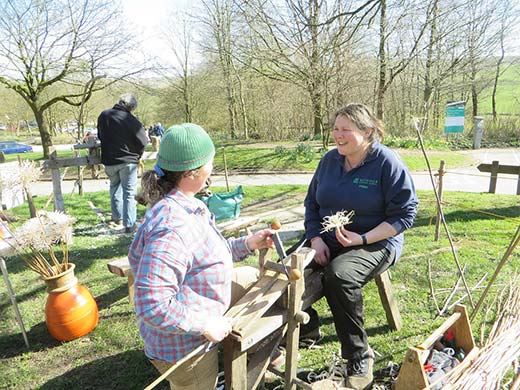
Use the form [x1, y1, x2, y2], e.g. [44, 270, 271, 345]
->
[156, 123, 215, 171]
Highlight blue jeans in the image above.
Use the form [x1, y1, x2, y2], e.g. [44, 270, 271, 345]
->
[104, 163, 138, 228]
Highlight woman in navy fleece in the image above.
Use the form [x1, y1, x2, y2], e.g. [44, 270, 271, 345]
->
[304, 103, 418, 390]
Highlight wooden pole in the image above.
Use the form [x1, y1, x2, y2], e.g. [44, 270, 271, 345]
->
[489, 160, 499, 194]
[284, 252, 304, 390]
[434, 160, 445, 241]
[0, 257, 30, 348]
[75, 150, 83, 196]
[222, 147, 230, 192]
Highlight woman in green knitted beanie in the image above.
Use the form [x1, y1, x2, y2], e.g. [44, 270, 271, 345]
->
[128, 123, 275, 390]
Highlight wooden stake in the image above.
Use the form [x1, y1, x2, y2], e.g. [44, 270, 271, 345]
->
[222, 147, 230, 192]
[413, 118, 475, 309]
[434, 160, 445, 241]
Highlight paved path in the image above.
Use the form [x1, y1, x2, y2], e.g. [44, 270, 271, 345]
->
[2, 148, 519, 210]
[211, 147, 520, 195]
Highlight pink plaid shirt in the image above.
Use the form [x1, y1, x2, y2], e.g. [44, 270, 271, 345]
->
[128, 189, 250, 363]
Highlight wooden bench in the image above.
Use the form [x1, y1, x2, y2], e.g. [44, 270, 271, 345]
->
[107, 258, 134, 306]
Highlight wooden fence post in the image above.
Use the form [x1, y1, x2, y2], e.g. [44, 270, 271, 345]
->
[49, 149, 66, 212]
[435, 160, 445, 241]
[489, 160, 499, 194]
[75, 150, 83, 196]
[517, 166, 520, 196]
[222, 146, 230, 192]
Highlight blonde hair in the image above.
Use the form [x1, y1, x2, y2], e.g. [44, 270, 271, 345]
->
[334, 103, 385, 143]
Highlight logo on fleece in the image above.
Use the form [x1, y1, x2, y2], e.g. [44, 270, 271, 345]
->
[353, 178, 378, 189]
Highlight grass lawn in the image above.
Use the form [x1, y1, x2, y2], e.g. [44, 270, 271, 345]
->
[1, 130, 475, 174]
[0, 187, 519, 389]
[105, 145, 475, 175]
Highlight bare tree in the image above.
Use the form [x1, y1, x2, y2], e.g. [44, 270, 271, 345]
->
[484, 0, 519, 121]
[161, 14, 198, 123]
[0, 0, 144, 158]
[200, 0, 249, 139]
[236, 0, 378, 139]
[376, 0, 434, 120]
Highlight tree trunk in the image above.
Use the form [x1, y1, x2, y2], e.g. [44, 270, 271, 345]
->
[33, 108, 53, 159]
[376, 0, 387, 120]
[310, 89, 323, 138]
[422, 0, 439, 130]
[492, 34, 505, 122]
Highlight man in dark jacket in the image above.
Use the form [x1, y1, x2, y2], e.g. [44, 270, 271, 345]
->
[97, 93, 148, 233]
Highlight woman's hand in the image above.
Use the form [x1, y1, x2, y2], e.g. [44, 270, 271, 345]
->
[246, 229, 275, 251]
[335, 226, 363, 247]
[202, 316, 232, 342]
[310, 236, 330, 266]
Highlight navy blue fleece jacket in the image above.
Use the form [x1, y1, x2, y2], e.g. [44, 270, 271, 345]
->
[304, 142, 418, 261]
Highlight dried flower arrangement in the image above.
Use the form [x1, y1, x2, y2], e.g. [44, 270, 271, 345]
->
[1, 211, 76, 278]
[320, 210, 355, 233]
[0, 160, 42, 217]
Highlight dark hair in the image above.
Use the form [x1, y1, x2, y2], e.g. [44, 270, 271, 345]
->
[334, 103, 385, 143]
[136, 167, 210, 206]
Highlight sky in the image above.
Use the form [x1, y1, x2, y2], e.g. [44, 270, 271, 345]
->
[123, 0, 202, 62]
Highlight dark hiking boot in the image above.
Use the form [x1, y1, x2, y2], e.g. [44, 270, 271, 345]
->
[345, 349, 374, 390]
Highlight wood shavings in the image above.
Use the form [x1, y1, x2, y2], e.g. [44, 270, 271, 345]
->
[320, 210, 355, 233]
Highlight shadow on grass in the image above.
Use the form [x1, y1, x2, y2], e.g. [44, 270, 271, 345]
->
[95, 284, 130, 311]
[39, 349, 168, 390]
[414, 205, 520, 228]
[0, 321, 62, 359]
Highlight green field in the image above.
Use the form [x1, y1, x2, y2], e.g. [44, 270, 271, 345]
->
[0, 187, 519, 389]
[478, 60, 520, 116]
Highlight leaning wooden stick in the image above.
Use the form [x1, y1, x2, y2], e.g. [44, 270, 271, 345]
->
[143, 342, 208, 390]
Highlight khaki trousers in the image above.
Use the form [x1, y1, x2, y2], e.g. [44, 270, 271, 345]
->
[150, 265, 259, 390]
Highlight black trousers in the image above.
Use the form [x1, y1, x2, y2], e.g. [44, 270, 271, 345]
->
[322, 243, 395, 361]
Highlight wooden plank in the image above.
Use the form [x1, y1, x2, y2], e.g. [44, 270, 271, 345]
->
[393, 347, 429, 390]
[477, 162, 520, 175]
[374, 270, 403, 331]
[417, 311, 461, 350]
[246, 329, 284, 390]
[451, 305, 476, 354]
[223, 337, 248, 390]
[235, 307, 287, 352]
[228, 271, 290, 335]
[227, 248, 315, 335]
[262, 260, 291, 276]
[43, 156, 101, 169]
[107, 258, 132, 277]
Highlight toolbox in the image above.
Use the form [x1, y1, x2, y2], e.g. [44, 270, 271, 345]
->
[394, 305, 479, 390]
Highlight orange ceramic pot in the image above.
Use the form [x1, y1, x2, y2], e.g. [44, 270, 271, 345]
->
[43, 263, 99, 341]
